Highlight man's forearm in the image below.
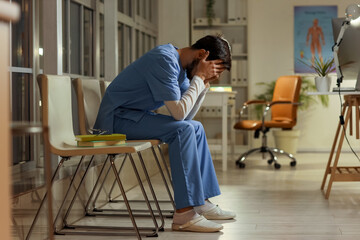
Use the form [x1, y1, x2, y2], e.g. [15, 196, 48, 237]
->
[164, 75, 205, 120]
[185, 84, 209, 120]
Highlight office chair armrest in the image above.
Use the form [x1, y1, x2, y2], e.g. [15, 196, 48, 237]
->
[268, 100, 302, 107]
[239, 100, 268, 118]
[243, 100, 267, 106]
[267, 101, 302, 108]
[261, 101, 302, 130]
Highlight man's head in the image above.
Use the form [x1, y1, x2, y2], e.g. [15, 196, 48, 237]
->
[185, 35, 232, 79]
[191, 35, 232, 70]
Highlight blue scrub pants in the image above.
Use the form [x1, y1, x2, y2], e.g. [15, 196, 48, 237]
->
[113, 112, 221, 209]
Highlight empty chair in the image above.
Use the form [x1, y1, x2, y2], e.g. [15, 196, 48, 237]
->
[234, 75, 302, 169]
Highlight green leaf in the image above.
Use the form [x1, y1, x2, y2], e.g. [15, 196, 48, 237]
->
[298, 57, 335, 77]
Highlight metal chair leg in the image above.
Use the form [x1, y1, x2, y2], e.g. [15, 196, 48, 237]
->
[64, 155, 140, 239]
[107, 154, 127, 201]
[60, 156, 96, 228]
[128, 154, 159, 236]
[137, 152, 165, 230]
[236, 130, 297, 169]
[151, 146, 175, 210]
[52, 156, 89, 231]
[25, 157, 68, 240]
[83, 155, 113, 214]
[271, 147, 297, 166]
[109, 155, 141, 240]
[91, 155, 127, 211]
[101, 146, 174, 218]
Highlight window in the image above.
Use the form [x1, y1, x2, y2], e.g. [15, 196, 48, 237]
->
[115, 0, 157, 72]
[70, 1, 81, 74]
[10, 0, 33, 165]
[8, 0, 159, 195]
[63, 0, 95, 76]
[12, 73, 31, 165]
[118, 24, 133, 69]
[100, 13, 105, 78]
[118, 0, 132, 17]
[84, 7, 93, 76]
[135, 29, 140, 59]
[118, 23, 123, 71]
[124, 25, 132, 67]
[9, 0, 158, 167]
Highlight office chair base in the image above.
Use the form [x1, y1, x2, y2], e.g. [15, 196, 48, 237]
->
[236, 146, 296, 169]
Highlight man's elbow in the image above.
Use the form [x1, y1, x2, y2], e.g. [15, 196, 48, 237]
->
[171, 112, 186, 121]
[173, 115, 185, 121]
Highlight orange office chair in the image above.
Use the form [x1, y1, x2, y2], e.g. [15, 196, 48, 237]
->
[234, 75, 302, 169]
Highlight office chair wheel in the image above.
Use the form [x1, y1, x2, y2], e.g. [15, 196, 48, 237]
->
[274, 163, 281, 169]
[290, 161, 296, 167]
[267, 159, 274, 165]
[236, 161, 246, 168]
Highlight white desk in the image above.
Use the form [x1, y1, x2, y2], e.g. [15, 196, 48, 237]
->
[307, 91, 360, 95]
[202, 91, 237, 171]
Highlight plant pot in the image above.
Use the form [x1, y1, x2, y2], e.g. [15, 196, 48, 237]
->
[272, 129, 300, 154]
[315, 76, 331, 92]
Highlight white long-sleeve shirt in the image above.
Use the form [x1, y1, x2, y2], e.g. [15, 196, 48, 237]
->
[164, 75, 210, 121]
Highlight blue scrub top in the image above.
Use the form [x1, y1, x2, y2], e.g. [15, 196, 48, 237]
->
[94, 44, 190, 133]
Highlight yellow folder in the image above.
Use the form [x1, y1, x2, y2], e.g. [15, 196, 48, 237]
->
[75, 134, 126, 142]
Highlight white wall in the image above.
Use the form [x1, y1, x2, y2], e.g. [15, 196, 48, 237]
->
[157, 0, 359, 152]
[248, 0, 358, 152]
[158, 0, 190, 47]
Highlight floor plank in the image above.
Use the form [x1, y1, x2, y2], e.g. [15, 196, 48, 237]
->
[15, 152, 360, 240]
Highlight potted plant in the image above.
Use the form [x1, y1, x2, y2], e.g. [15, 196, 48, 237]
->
[253, 78, 329, 154]
[299, 57, 335, 92]
[206, 0, 216, 26]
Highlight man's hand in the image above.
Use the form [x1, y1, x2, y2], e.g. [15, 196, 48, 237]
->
[204, 75, 220, 84]
[194, 51, 226, 81]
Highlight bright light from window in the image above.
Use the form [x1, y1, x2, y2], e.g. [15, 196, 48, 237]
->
[209, 86, 233, 92]
[39, 48, 44, 56]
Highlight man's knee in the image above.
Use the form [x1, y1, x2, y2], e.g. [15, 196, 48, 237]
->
[171, 121, 196, 137]
[188, 120, 205, 133]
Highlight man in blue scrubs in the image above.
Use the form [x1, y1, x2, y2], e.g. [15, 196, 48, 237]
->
[94, 35, 235, 232]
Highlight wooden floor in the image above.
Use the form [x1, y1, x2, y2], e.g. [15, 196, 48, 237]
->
[23, 152, 360, 239]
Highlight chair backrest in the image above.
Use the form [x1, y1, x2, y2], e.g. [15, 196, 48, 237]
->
[74, 78, 102, 135]
[271, 76, 302, 127]
[100, 80, 111, 98]
[37, 74, 78, 148]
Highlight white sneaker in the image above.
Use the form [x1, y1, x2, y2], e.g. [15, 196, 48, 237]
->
[202, 205, 236, 220]
[172, 215, 223, 232]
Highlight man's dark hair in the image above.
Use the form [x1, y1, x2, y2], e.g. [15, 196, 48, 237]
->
[191, 35, 232, 71]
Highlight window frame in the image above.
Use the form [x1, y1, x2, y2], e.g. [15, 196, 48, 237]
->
[62, 0, 96, 77]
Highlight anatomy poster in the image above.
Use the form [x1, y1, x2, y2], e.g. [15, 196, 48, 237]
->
[294, 6, 337, 73]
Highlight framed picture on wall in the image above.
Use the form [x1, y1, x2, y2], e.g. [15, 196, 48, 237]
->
[294, 6, 338, 73]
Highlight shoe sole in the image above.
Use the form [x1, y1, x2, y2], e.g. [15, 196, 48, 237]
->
[172, 223, 223, 232]
[203, 215, 236, 220]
